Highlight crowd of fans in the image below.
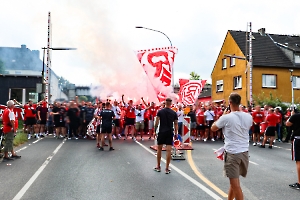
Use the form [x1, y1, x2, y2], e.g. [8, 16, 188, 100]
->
[9, 96, 293, 148]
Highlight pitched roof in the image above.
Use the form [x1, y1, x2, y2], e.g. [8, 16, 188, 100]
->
[198, 84, 211, 98]
[229, 30, 300, 68]
[0, 45, 42, 72]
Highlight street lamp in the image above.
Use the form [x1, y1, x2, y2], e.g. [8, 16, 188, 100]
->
[135, 26, 174, 91]
[290, 69, 294, 107]
[41, 47, 77, 101]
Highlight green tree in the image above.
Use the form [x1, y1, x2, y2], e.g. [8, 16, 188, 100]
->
[0, 59, 5, 74]
[79, 95, 88, 102]
[189, 71, 200, 80]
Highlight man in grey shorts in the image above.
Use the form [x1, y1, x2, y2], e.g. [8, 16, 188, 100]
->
[211, 93, 252, 200]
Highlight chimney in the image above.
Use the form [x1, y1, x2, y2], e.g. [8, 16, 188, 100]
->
[258, 28, 266, 36]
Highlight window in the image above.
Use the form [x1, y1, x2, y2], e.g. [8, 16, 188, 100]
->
[233, 76, 242, 89]
[292, 76, 300, 88]
[230, 57, 236, 67]
[216, 80, 223, 92]
[295, 54, 300, 64]
[222, 58, 227, 69]
[262, 74, 276, 88]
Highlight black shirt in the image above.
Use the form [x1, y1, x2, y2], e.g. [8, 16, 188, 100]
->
[67, 108, 80, 124]
[157, 108, 178, 133]
[53, 107, 66, 123]
[187, 111, 196, 123]
[99, 109, 115, 127]
[289, 113, 300, 137]
[79, 105, 86, 119]
[85, 107, 95, 121]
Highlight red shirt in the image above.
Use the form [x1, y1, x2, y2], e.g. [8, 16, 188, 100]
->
[252, 111, 264, 124]
[266, 113, 278, 127]
[196, 110, 205, 125]
[149, 106, 159, 120]
[2, 108, 14, 133]
[125, 105, 136, 119]
[24, 104, 37, 118]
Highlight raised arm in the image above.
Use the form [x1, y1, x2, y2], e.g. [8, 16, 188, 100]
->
[122, 94, 126, 105]
[141, 97, 147, 106]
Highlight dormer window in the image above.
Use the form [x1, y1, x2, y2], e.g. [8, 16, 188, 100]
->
[295, 53, 300, 64]
[230, 57, 236, 67]
[222, 58, 227, 69]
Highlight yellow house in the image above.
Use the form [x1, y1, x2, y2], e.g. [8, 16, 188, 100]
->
[211, 28, 300, 106]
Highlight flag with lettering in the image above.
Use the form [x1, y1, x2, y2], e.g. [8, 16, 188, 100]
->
[179, 79, 207, 105]
[136, 47, 178, 102]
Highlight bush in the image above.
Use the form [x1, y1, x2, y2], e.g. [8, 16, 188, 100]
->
[253, 92, 289, 112]
[13, 132, 27, 147]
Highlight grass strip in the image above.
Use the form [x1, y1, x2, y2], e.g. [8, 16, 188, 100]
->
[13, 132, 28, 147]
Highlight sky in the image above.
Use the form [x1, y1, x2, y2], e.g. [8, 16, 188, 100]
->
[1, 0, 300, 100]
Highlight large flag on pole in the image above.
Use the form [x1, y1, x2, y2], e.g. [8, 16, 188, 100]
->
[136, 47, 178, 102]
[179, 79, 207, 105]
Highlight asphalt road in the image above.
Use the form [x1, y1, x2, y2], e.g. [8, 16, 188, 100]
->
[0, 136, 299, 200]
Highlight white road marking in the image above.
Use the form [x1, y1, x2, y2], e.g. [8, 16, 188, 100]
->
[15, 138, 43, 153]
[12, 139, 66, 200]
[249, 161, 258, 165]
[135, 141, 223, 200]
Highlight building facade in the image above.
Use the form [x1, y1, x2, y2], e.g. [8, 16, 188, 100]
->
[211, 29, 300, 106]
[0, 44, 68, 104]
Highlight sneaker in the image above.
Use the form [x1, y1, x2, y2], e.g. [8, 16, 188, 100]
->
[149, 137, 152, 140]
[118, 134, 122, 139]
[289, 182, 300, 189]
[3, 157, 14, 161]
[153, 167, 161, 172]
[259, 145, 265, 148]
[269, 146, 272, 149]
[75, 137, 79, 140]
[141, 138, 144, 141]
[68, 137, 71, 140]
[112, 135, 117, 140]
[99, 147, 104, 151]
[109, 147, 115, 151]
[278, 139, 282, 142]
[27, 134, 31, 140]
[11, 155, 21, 159]
[165, 168, 171, 174]
[253, 142, 257, 146]
[53, 134, 56, 138]
[211, 138, 215, 142]
[203, 138, 207, 142]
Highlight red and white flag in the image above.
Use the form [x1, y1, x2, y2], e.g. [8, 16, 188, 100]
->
[136, 47, 178, 102]
[179, 79, 207, 105]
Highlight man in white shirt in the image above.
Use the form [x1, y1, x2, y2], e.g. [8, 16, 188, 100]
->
[211, 93, 252, 200]
[204, 106, 215, 141]
[176, 104, 184, 136]
[112, 100, 122, 139]
[134, 104, 147, 141]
